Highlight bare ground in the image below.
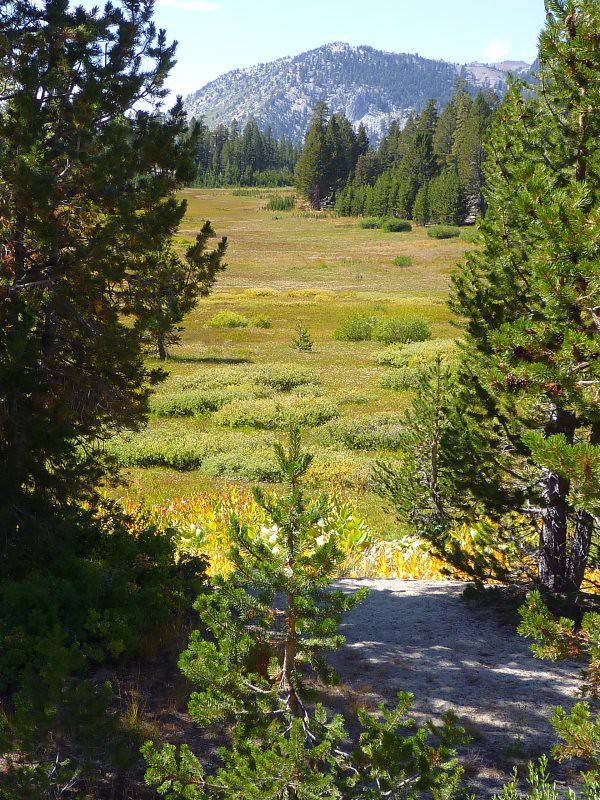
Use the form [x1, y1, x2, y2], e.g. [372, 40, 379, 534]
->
[329, 580, 581, 796]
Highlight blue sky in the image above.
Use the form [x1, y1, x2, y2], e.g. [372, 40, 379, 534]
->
[153, 0, 546, 100]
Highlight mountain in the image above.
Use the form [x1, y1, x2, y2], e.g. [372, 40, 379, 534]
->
[183, 43, 531, 143]
[463, 60, 532, 89]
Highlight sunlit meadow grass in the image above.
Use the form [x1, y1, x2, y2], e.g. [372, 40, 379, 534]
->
[113, 187, 472, 541]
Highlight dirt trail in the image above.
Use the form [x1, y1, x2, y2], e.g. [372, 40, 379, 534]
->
[330, 580, 580, 795]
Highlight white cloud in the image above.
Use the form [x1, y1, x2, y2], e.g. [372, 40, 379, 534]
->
[483, 40, 512, 63]
[159, 0, 221, 9]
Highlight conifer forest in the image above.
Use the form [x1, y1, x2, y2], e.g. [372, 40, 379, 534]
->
[0, 1, 598, 798]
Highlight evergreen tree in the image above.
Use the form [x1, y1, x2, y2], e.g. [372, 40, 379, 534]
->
[295, 101, 332, 208]
[412, 184, 430, 225]
[124, 222, 227, 360]
[143, 431, 468, 799]
[429, 169, 464, 225]
[451, 0, 600, 594]
[0, 0, 197, 557]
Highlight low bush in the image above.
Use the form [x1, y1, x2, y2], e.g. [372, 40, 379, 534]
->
[306, 448, 373, 490]
[382, 218, 412, 232]
[427, 225, 461, 239]
[378, 339, 459, 391]
[377, 338, 459, 369]
[208, 310, 249, 328]
[291, 383, 325, 398]
[250, 314, 273, 329]
[265, 194, 295, 211]
[108, 429, 209, 470]
[333, 313, 378, 342]
[201, 449, 281, 482]
[460, 227, 481, 243]
[358, 217, 382, 229]
[393, 256, 412, 267]
[150, 386, 253, 417]
[214, 396, 338, 429]
[321, 414, 404, 451]
[0, 503, 204, 796]
[255, 364, 319, 392]
[371, 317, 431, 345]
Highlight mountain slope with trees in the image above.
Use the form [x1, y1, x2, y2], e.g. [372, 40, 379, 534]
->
[183, 42, 530, 144]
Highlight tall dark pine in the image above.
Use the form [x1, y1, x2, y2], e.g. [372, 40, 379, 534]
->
[452, 0, 599, 594]
[294, 101, 332, 208]
[0, 0, 196, 559]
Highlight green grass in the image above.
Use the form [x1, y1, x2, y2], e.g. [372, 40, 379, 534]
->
[111, 187, 472, 534]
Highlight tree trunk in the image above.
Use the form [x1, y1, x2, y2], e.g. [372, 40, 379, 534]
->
[539, 406, 576, 592]
[157, 336, 167, 361]
[565, 423, 599, 593]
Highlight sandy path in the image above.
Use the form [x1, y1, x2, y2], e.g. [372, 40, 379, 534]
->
[329, 580, 580, 795]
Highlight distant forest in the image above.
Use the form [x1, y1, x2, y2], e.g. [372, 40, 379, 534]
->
[333, 81, 498, 224]
[188, 117, 301, 187]
[189, 80, 497, 226]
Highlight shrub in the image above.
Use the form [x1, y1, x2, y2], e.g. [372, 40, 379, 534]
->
[377, 338, 459, 369]
[382, 218, 412, 232]
[393, 256, 412, 267]
[460, 227, 481, 243]
[306, 448, 373, 490]
[371, 317, 431, 345]
[208, 310, 249, 328]
[322, 414, 404, 451]
[265, 194, 295, 211]
[201, 449, 281, 482]
[150, 386, 253, 417]
[427, 225, 461, 239]
[255, 364, 319, 392]
[251, 314, 272, 329]
[378, 339, 459, 391]
[358, 217, 382, 229]
[108, 429, 209, 470]
[332, 313, 378, 342]
[214, 397, 338, 429]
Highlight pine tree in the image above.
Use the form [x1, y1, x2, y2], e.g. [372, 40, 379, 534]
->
[294, 102, 332, 209]
[374, 359, 530, 586]
[124, 222, 227, 360]
[451, 0, 600, 594]
[143, 431, 468, 800]
[412, 184, 430, 225]
[429, 169, 464, 225]
[0, 0, 197, 557]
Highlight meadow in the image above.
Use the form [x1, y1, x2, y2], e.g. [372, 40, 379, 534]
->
[111, 187, 473, 543]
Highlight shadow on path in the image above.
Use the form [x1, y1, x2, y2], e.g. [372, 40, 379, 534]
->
[328, 580, 579, 795]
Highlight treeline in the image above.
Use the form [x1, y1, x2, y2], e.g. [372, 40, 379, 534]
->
[296, 82, 497, 225]
[188, 117, 301, 187]
[294, 100, 370, 207]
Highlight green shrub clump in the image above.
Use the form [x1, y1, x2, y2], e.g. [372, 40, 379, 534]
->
[379, 339, 459, 390]
[358, 217, 382, 229]
[108, 429, 209, 470]
[460, 227, 481, 243]
[208, 310, 249, 328]
[265, 193, 295, 211]
[150, 386, 254, 417]
[427, 225, 461, 239]
[201, 449, 281, 482]
[382, 218, 412, 232]
[371, 317, 431, 345]
[251, 314, 273, 329]
[215, 396, 338, 429]
[322, 414, 404, 451]
[332, 313, 378, 342]
[393, 256, 412, 267]
[255, 364, 319, 392]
